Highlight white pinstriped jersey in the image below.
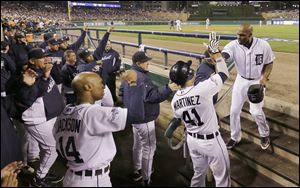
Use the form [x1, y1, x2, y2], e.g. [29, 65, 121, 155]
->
[171, 74, 223, 134]
[53, 103, 127, 171]
[222, 37, 275, 79]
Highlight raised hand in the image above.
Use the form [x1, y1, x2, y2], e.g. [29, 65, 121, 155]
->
[120, 70, 137, 85]
[107, 27, 114, 33]
[83, 26, 88, 32]
[168, 82, 181, 91]
[1, 161, 23, 179]
[42, 63, 53, 79]
[208, 32, 220, 54]
[22, 68, 38, 86]
[203, 32, 220, 54]
[1, 172, 18, 187]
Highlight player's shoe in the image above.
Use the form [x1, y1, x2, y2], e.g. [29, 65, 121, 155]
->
[226, 139, 239, 149]
[142, 179, 152, 187]
[132, 169, 142, 181]
[31, 177, 52, 187]
[44, 173, 64, 183]
[260, 136, 270, 150]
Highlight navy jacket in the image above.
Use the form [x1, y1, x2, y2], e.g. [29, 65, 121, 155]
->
[10, 42, 33, 74]
[7, 65, 65, 124]
[46, 49, 65, 84]
[67, 30, 86, 53]
[1, 53, 16, 93]
[120, 64, 172, 123]
[1, 99, 23, 168]
[77, 32, 110, 76]
[101, 49, 121, 83]
[61, 63, 78, 88]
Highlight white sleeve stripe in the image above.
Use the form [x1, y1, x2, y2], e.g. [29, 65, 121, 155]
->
[112, 57, 116, 67]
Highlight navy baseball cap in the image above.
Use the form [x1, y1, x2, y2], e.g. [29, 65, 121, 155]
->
[78, 48, 92, 59]
[132, 51, 152, 64]
[48, 38, 62, 45]
[43, 33, 53, 41]
[28, 48, 50, 59]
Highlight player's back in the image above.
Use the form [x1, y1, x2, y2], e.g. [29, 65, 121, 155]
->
[53, 103, 127, 171]
[171, 76, 222, 135]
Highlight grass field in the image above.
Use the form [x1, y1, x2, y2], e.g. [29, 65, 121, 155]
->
[88, 24, 299, 53]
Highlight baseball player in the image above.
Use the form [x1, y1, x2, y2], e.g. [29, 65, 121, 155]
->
[175, 19, 182, 32]
[222, 23, 275, 150]
[169, 32, 231, 187]
[206, 18, 210, 30]
[52, 71, 145, 187]
[59, 27, 87, 54]
[101, 39, 121, 104]
[120, 51, 180, 186]
[6, 48, 65, 186]
[170, 20, 175, 30]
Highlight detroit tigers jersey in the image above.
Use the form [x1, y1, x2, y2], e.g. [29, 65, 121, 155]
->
[222, 37, 275, 79]
[53, 103, 127, 171]
[171, 74, 223, 134]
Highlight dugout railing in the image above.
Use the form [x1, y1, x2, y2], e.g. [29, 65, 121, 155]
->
[58, 28, 236, 69]
[57, 27, 235, 106]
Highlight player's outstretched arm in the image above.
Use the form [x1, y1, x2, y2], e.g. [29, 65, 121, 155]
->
[93, 27, 113, 60]
[120, 70, 145, 124]
[204, 32, 229, 83]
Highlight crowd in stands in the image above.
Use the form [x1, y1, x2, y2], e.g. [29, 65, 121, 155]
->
[1, 1, 182, 23]
[262, 9, 299, 20]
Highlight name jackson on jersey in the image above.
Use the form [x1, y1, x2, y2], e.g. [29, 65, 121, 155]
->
[56, 118, 81, 134]
[173, 95, 201, 111]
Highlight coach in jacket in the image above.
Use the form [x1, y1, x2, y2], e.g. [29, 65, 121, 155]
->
[120, 51, 180, 185]
[7, 48, 64, 185]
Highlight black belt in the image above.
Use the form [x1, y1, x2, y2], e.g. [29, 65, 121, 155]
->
[73, 165, 110, 176]
[241, 75, 255, 80]
[188, 131, 219, 140]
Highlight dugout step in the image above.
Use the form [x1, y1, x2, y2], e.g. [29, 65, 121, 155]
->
[219, 128, 299, 187]
[242, 103, 299, 139]
[220, 116, 299, 164]
[229, 153, 283, 187]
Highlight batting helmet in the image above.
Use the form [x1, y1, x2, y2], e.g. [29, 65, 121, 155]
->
[169, 60, 194, 86]
[247, 84, 264, 103]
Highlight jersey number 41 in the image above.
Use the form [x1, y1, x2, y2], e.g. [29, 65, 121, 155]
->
[183, 108, 204, 127]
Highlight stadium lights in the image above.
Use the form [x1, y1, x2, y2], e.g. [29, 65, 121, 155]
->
[70, 1, 121, 8]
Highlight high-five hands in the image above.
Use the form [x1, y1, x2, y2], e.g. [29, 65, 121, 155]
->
[203, 32, 220, 54]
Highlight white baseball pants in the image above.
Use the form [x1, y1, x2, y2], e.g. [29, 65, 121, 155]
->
[26, 117, 58, 178]
[187, 132, 231, 187]
[132, 121, 156, 181]
[14, 120, 39, 164]
[230, 74, 269, 141]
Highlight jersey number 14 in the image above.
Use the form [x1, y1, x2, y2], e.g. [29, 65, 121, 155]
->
[183, 108, 204, 126]
[59, 136, 84, 163]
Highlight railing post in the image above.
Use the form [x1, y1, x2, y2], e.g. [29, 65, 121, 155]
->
[122, 44, 126, 58]
[96, 30, 99, 41]
[87, 30, 91, 48]
[138, 33, 142, 46]
[164, 51, 168, 69]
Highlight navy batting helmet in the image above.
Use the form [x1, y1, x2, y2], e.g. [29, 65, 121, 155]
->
[169, 60, 194, 86]
[247, 84, 264, 103]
